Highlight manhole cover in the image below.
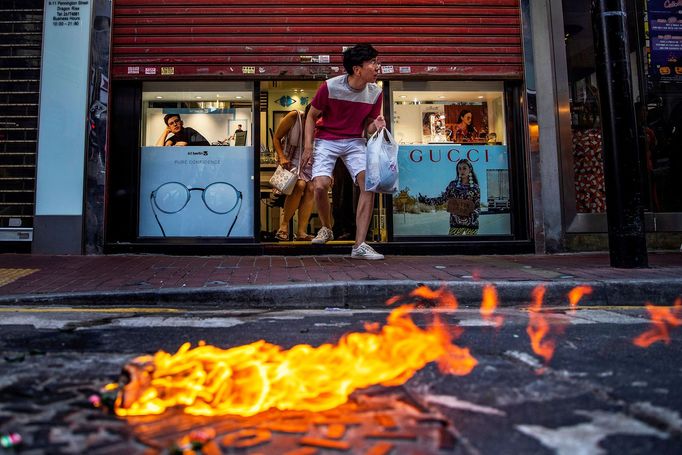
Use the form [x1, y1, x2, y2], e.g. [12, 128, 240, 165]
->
[125, 386, 457, 454]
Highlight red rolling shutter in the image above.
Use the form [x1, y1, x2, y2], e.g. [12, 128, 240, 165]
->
[111, 0, 522, 79]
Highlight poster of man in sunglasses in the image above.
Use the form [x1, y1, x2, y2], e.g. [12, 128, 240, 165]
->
[155, 113, 210, 146]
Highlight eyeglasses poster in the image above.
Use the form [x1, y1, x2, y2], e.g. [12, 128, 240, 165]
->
[393, 145, 511, 237]
[138, 147, 254, 237]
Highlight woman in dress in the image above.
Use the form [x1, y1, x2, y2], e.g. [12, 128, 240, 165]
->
[419, 159, 481, 235]
[272, 105, 315, 241]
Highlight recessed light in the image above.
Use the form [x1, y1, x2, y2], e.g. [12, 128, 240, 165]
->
[155, 96, 163, 99]
[478, 96, 484, 99]
[439, 95, 445, 99]
[216, 94, 220, 97]
[235, 95, 243, 99]
[195, 96, 202, 99]
[400, 95, 407, 98]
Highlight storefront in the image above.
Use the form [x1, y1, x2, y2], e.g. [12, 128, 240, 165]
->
[99, 0, 536, 256]
[544, 0, 682, 250]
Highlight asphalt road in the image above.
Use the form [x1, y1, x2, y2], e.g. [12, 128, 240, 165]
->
[1, 305, 681, 454]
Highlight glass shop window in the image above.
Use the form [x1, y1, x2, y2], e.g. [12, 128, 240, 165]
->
[390, 81, 511, 238]
[138, 82, 254, 239]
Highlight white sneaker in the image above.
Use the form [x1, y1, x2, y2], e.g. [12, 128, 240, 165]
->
[312, 226, 334, 244]
[351, 242, 384, 260]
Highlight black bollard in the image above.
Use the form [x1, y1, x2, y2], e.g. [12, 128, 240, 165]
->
[591, 0, 648, 268]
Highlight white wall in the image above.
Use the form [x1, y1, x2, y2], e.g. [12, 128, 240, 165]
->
[392, 104, 423, 144]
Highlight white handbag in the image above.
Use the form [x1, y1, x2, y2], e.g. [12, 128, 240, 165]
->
[269, 165, 298, 195]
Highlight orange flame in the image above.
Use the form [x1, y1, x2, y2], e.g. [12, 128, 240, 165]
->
[526, 286, 558, 363]
[409, 285, 458, 309]
[113, 289, 477, 417]
[480, 284, 503, 327]
[567, 285, 593, 309]
[633, 298, 682, 348]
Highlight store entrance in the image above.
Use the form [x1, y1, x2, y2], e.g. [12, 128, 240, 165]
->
[258, 80, 369, 245]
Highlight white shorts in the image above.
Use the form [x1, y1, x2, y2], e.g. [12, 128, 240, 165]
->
[312, 138, 367, 183]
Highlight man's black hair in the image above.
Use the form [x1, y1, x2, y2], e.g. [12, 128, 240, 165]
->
[343, 44, 379, 75]
[164, 113, 181, 125]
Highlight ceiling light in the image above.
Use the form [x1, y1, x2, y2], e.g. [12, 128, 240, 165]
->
[195, 96, 202, 99]
[478, 96, 484, 99]
[235, 96, 243, 99]
[400, 95, 407, 99]
[155, 96, 163, 99]
[439, 95, 445, 99]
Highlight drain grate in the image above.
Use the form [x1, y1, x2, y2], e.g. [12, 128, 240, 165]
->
[125, 386, 458, 454]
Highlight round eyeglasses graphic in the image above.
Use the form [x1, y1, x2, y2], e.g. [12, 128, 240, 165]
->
[150, 182, 242, 237]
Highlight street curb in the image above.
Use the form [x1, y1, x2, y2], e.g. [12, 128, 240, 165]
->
[1, 278, 681, 309]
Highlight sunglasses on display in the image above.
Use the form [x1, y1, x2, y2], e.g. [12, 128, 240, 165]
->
[150, 181, 242, 237]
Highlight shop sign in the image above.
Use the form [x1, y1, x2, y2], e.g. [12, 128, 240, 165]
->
[299, 55, 330, 63]
[647, 0, 682, 82]
[36, 0, 92, 216]
[161, 67, 175, 75]
[138, 147, 254, 238]
[394, 145, 511, 237]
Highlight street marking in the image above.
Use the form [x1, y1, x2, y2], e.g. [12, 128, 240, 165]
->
[530, 306, 659, 312]
[568, 310, 645, 325]
[0, 268, 38, 287]
[505, 350, 543, 369]
[425, 394, 506, 416]
[517, 410, 667, 453]
[106, 316, 244, 328]
[631, 402, 682, 434]
[0, 307, 181, 313]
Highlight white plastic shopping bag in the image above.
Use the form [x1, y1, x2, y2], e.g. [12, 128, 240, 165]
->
[365, 127, 399, 193]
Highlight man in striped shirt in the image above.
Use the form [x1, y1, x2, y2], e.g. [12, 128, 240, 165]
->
[302, 44, 386, 260]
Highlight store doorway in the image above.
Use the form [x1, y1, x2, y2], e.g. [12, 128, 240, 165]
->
[258, 81, 319, 243]
[258, 80, 388, 246]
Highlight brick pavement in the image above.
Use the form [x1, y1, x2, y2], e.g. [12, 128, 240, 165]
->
[0, 251, 680, 299]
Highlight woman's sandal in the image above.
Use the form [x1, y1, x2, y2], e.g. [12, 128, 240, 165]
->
[275, 229, 289, 241]
[293, 233, 314, 241]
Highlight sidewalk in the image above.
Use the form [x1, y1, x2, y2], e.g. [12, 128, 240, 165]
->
[1, 251, 681, 308]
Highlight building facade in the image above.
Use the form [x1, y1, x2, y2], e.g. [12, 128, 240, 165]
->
[2, 0, 679, 255]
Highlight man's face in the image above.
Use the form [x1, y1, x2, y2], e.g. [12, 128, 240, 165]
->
[354, 58, 380, 83]
[167, 116, 183, 134]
